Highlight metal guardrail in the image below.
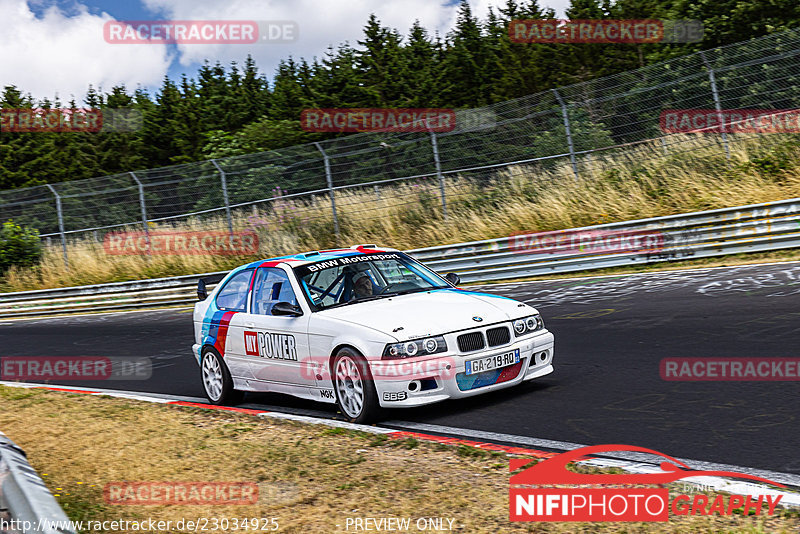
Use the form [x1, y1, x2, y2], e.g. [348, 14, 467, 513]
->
[1, 196, 799, 317]
[0, 273, 227, 318]
[0, 431, 75, 534]
[409, 196, 800, 283]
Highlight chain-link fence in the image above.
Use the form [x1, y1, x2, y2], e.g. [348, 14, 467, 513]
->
[4, 27, 800, 267]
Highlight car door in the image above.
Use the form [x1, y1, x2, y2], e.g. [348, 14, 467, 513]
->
[242, 266, 314, 388]
[211, 268, 256, 381]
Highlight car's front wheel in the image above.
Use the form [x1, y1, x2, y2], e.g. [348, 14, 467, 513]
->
[332, 348, 381, 424]
[201, 347, 243, 405]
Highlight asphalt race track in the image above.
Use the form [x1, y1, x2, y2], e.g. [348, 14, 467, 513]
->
[2, 261, 799, 474]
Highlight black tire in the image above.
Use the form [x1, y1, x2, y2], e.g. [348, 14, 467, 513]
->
[200, 347, 244, 406]
[332, 347, 381, 424]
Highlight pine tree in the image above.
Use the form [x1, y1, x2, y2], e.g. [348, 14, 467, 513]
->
[310, 45, 363, 108]
[240, 55, 270, 123]
[355, 14, 407, 106]
[672, 0, 800, 50]
[94, 85, 146, 174]
[140, 76, 183, 166]
[270, 58, 311, 120]
[171, 74, 204, 163]
[438, 1, 491, 107]
[400, 21, 439, 106]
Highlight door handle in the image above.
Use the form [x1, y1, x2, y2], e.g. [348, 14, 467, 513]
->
[244, 322, 255, 327]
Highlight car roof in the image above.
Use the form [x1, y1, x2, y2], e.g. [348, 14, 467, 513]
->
[236, 245, 400, 271]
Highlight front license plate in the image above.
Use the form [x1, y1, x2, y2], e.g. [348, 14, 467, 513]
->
[465, 349, 520, 376]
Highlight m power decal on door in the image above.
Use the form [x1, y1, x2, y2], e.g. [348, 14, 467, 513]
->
[244, 330, 298, 361]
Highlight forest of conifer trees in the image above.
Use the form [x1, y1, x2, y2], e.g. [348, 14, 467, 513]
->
[1, 0, 799, 190]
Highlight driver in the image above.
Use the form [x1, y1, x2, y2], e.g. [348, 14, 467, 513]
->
[353, 273, 373, 299]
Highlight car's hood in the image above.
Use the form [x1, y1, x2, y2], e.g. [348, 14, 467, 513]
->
[318, 288, 532, 341]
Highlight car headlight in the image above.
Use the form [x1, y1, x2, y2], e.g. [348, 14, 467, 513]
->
[383, 336, 447, 359]
[514, 314, 544, 336]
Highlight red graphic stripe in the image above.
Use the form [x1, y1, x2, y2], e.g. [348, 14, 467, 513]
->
[497, 361, 524, 384]
[213, 311, 237, 356]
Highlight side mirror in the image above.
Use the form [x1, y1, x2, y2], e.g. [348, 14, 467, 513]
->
[197, 279, 208, 301]
[272, 301, 303, 317]
[445, 273, 460, 286]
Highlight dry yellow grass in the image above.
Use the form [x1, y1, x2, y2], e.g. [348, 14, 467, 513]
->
[4, 133, 800, 291]
[0, 386, 797, 533]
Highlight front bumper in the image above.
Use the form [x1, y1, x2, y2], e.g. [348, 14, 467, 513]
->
[370, 330, 554, 408]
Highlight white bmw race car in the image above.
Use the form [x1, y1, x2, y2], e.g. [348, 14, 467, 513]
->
[192, 245, 554, 423]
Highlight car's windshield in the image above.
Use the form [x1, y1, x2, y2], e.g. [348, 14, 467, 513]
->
[294, 253, 449, 310]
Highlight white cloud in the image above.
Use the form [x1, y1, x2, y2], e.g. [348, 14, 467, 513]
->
[140, 0, 455, 74]
[0, 0, 571, 101]
[141, 0, 570, 78]
[0, 0, 171, 102]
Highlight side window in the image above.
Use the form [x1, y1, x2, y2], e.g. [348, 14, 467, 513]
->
[252, 268, 299, 315]
[215, 269, 253, 311]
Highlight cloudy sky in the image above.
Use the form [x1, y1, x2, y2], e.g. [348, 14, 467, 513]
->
[1, 0, 568, 102]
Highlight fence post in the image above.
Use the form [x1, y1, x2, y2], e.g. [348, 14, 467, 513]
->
[314, 142, 340, 239]
[44, 184, 68, 269]
[430, 132, 448, 220]
[552, 88, 580, 183]
[700, 51, 731, 162]
[129, 172, 150, 255]
[211, 159, 234, 237]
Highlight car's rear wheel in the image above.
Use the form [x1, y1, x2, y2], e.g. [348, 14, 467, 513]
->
[332, 348, 380, 424]
[201, 347, 243, 405]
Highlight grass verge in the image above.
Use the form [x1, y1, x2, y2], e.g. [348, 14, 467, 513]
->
[0, 386, 797, 533]
[3, 133, 800, 292]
